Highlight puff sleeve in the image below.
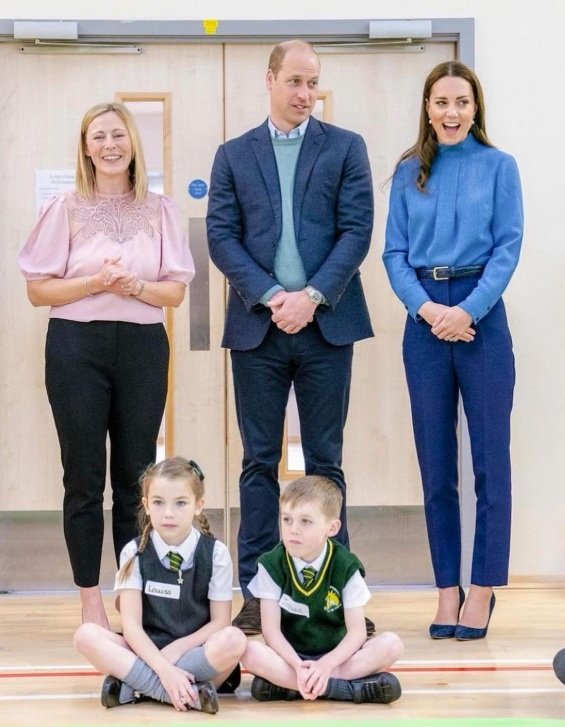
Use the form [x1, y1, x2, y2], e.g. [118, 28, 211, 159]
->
[158, 196, 195, 285]
[18, 195, 71, 280]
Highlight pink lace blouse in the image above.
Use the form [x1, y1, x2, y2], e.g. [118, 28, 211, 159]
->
[18, 190, 195, 324]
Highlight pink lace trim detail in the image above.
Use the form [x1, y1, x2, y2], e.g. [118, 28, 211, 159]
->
[70, 196, 159, 244]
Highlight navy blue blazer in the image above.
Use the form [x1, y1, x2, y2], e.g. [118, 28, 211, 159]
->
[206, 117, 374, 350]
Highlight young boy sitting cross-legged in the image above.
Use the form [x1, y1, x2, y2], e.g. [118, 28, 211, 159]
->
[241, 475, 403, 704]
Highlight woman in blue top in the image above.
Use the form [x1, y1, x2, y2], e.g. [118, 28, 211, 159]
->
[383, 61, 523, 641]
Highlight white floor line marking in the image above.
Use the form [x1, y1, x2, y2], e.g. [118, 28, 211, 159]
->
[0, 694, 99, 701]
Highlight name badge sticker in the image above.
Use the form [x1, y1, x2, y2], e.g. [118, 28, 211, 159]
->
[279, 593, 309, 618]
[145, 580, 181, 600]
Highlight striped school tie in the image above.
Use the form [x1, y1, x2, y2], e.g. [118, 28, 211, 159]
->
[168, 551, 184, 584]
[301, 565, 317, 588]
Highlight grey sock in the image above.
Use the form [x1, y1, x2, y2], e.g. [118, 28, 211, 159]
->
[175, 646, 219, 682]
[123, 649, 220, 706]
[124, 657, 170, 704]
[323, 677, 354, 701]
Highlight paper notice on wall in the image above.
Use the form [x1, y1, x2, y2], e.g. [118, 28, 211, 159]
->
[35, 170, 75, 217]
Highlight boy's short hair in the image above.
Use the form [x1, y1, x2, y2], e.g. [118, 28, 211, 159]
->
[280, 475, 342, 520]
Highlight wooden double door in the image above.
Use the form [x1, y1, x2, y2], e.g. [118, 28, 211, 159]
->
[0, 40, 454, 587]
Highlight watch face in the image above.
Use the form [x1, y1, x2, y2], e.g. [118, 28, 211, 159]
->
[306, 287, 322, 304]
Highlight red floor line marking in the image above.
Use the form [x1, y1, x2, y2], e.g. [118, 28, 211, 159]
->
[0, 665, 553, 679]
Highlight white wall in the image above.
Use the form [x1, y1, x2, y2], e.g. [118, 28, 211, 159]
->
[4, 0, 564, 577]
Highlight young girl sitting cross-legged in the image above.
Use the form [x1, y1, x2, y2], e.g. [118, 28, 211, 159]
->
[74, 456, 246, 714]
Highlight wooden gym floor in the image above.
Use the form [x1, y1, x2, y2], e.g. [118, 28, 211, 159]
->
[1, 588, 565, 727]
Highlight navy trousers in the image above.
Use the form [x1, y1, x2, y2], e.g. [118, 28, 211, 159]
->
[402, 276, 514, 587]
[231, 322, 353, 596]
[45, 319, 169, 588]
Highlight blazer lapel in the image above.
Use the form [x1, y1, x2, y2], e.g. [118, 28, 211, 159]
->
[251, 121, 282, 228]
[293, 117, 325, 227]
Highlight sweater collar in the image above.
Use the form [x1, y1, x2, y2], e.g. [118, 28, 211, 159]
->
[285, 538, 334, 596]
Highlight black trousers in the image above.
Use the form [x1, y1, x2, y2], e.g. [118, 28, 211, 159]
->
[231, 322, 353, 597]
[45, 319, 169, 587]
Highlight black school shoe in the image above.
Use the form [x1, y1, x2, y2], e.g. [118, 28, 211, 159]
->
[350, 672, 402, 704]
[217, 663, 241, 693]
[132, 681, 218, 714]
[101, 675, 138, 708]
[232, 597, 261, 635]
[193, 681, 219, 714]
[101, 675, 218, 714]
[250, 676, 301, 701]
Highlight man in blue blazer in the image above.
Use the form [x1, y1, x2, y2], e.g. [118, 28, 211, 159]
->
[207, 40, 374, 634]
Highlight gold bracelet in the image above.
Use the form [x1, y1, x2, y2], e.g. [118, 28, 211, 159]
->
[84, 277, 92, 296]
[133, 280, 145, 297]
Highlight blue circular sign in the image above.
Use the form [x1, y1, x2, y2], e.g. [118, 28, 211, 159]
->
[188, 178, 208, 199]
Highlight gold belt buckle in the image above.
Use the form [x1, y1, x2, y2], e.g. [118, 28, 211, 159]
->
[432, 266, 450, 280]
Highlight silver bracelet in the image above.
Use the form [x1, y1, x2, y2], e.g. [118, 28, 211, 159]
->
[133, 280, 145, 297]
[84, 277, 92, 296]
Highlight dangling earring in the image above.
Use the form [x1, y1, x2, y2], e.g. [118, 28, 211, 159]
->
[428, 118, 432, 124]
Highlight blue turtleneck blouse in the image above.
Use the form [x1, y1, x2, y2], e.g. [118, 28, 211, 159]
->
[383, 134, 523, 323]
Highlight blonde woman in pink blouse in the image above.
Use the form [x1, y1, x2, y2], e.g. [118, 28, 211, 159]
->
[18, 103, 195, 629]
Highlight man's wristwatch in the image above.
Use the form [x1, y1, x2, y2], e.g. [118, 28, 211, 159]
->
[304, 285, 324, 305]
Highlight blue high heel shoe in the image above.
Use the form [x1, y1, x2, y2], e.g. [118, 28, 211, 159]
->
[429, 585, 465, 640]
[454, 592, 496, 641]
